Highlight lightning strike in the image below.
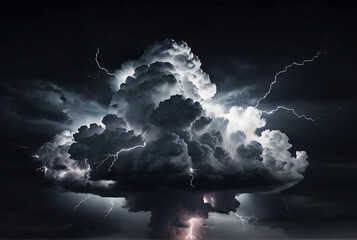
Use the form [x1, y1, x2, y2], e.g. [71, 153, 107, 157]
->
[95, 48, 119, 79]
[102, 199, 115, 222]
[261, 106, 316, 121]
[261, 106, 341, 121]
[234, 212, 256, 232]
[196, 220, 216, 235]
[95, 142, 146, 171]
[252, 51, 342, 122]
[74, 194, 91, 213]
[185, 218, 215, 239]
[186, 218, 195, 239]
[254, 51, 325, 108]
[189, 167, 198, 188]
[284, 197, 290, 213]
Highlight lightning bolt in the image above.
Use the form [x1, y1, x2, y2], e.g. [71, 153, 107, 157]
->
[185, 218, 215, 239]
[261, 106, 316, 121]
[95, 47, 119, 79]
[261, 106, 341, 121]
[74, 194, 91, 213]
[284, 197, 290, 213]
[254, 50, 325, 108]
[95, 142, 146, 171]
[189, 167, 198, 188]
[253, 51, 341, 122]
[234, 212, 256, 232]
[196, 220, 216, 235]
[102, 199, 115, 222]
[186, 218, 195, 239]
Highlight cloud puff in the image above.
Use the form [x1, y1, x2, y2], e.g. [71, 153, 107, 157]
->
[192, 116, 213, 131]
[150, 95, 203, 129]
[110, 39, 216, 100]
[36, 39, 308, 238]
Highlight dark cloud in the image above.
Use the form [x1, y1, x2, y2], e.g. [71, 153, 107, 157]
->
[1, 2, 356, 238]
[199, 130, 223, 149]
[73, 124, 104, 142]
[150, 95, 203, 130]
[0, 79, 107, 135]
[192, 116, 213, 131]
[34, 39, 312, 238]
[236, 141, 263, 161]
[101, 114, 127, 130]
[122, 190, 239, 238]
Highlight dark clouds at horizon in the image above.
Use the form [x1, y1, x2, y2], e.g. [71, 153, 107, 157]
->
[0, 0, 357, 239]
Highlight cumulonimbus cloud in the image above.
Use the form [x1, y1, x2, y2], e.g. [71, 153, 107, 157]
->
[36, 39, 308, 238]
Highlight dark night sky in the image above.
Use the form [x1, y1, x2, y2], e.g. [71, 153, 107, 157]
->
[0, 0, 356, 239]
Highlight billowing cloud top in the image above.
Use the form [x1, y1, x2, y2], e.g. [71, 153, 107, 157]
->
[36, 39, 308, 238]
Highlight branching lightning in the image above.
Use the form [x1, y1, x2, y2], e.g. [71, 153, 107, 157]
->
[253, 51, 341, 122]
[185, 218, 216, 239]
[261, 106, 341, 121]
[254, 51, 325, 108]
[261, 106, 316, 121]
[74, 194, 91, 213]
[186, 218, 195, 239]
[189, 167, 198, 188]
[102, 199, 115, 222]
[196, 220, 216, 235]
[234, 212, 256, 232]
[95, 142, 146, 171]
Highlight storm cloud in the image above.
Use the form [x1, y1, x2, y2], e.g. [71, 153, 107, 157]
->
[36, 39, 309, 238]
